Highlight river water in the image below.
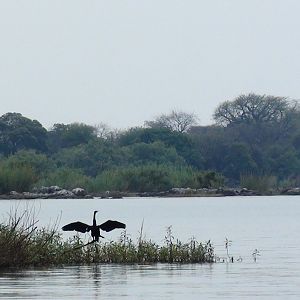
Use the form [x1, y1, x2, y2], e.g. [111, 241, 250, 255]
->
[0, 196, 300, 299]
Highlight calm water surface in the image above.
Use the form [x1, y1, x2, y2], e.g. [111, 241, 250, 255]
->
[0, 196, 300, 299]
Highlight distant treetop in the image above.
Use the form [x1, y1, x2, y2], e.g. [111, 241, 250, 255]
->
[213, 93, 297, 126]
[0, 112, 47, 155]
[144, 110, 198, 133]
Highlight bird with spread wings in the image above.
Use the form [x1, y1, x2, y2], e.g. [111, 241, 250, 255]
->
[62, 211, 126, 242]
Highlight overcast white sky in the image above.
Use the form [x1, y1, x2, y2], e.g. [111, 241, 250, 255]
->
[0, 0, 299, 129]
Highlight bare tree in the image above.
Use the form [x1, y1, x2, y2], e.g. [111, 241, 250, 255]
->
[94, 122, 120, 140]
[213, 93, 299, 126]
[213, 93, 300, 144]
[145, 110, 198, 133]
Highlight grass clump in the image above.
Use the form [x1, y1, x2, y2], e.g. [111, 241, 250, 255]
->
[240, 173, 277, 194]
[0, 212, 214, 269]
[87, 227, 214, 264]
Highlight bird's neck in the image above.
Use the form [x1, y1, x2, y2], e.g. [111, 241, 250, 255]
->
[93, 212, 97, 226]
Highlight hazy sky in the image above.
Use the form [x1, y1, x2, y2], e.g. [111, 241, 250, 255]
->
[0, 1, 299, 129]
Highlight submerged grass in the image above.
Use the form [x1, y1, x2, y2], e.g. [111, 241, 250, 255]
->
[0, 211, 214, 269]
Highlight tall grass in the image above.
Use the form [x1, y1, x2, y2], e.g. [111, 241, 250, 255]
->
[35, 168, 91, 191]
[240, 173, 277, 194]
[0, 208, 62, 268]
[0, 211, 215, 268]
[279, 175, 300, 190]
[0, 162, 37, 193]
[88, 164, 224, 193]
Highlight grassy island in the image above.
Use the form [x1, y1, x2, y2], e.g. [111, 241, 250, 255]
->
[0, 212, 214, 269]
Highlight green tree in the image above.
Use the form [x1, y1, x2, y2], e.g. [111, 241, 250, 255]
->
[53, 139, 129, 177]
[0, 113, 47, 155]
[125, 141, 186, 166]
[223, 143, 257, 180]
[265, 145, 300, 179]
[118, 127, 203, 169]
[47, 122, 97, 152]
[214, 93, 294, 126]
[4, 150, 55, 176]
[213, 93, 298, 146]
[190, 125, 230, 172]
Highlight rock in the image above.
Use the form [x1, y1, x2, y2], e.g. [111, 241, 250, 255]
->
[170, 187, 196, 195]
[239, 188, 260, 196]
[9, 191, 19, 196]
[84, 194, 93, 199]
[52, 189, 75, 198]
[36, 188, 76, 199]
[214, 188, 236, 196]
[111, 195, 123, 199]
[32, 186, 62, 194]
[170, 188, 185, 194]
[221, 189, 239, 196]
[1, 186, 93, 199]
[72, 188, 87, 197]
[48, 186, 62, 193]
[138, 191, 169, 197]
[196, 188, 220, 195]
[281, 187, 300, 195]
[22, 192, 41, 199]
[6, 191, 23, 199]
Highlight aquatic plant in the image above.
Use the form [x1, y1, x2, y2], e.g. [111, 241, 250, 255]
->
[0, 208, 65, 268]
[0, 211, 215, 269]
[252, 249, 260, 262]
[224, 237, 232, 259]
[87, 228, 214, 264]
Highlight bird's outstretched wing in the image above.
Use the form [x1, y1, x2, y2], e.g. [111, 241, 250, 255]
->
[62, 221, 91, 233]
[99, 220, 126, 232]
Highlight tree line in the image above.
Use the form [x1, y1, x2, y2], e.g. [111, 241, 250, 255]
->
[1, 93, 300, 193]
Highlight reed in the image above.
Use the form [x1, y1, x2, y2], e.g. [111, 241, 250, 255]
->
[0, 211, 214, 268]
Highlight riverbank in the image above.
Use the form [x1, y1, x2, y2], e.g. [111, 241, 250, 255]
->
[1, 186, 300, 200]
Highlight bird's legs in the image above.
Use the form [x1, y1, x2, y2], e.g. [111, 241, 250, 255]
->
[94, 242, 99, 255]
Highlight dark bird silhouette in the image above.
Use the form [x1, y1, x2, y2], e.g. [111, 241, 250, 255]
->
[62, 211, 126, 242]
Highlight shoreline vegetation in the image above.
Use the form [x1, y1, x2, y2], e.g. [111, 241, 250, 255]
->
[0, 211, 214, 269]
[1, 94, 300, 199]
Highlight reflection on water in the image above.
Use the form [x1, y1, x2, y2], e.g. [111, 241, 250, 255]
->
[1, 196, 300, 299]
[1, 262, 300, 299]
